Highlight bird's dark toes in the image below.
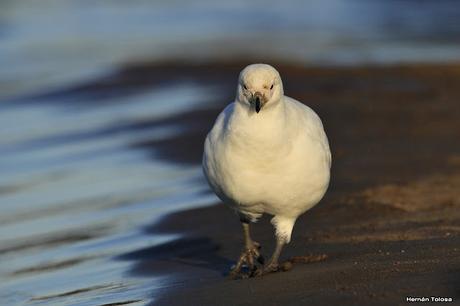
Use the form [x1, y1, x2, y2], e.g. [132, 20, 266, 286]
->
[229, 264, 250, 279]
[229, 243, 265, 279]
[254, 263, 279, 277]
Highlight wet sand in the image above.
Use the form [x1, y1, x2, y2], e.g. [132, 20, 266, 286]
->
[100, 61, 460, 305]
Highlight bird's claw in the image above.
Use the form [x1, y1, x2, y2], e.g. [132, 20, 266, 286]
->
[229, 241, 263, 279]
[254, 262, 279, 277]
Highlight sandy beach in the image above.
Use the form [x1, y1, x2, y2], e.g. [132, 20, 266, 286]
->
[95, 60, 460, 305]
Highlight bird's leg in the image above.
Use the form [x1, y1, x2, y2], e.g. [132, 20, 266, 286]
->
[255, 215, 295, 276]
[229, 221, 264, 278]
[255, 237, 285, 276]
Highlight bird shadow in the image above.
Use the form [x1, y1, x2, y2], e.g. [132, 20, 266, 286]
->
[117, 236, 233, 278]
[116, 204, 236, 279]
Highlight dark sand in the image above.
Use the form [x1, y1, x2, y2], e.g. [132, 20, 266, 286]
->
[111, 61, 460, 305]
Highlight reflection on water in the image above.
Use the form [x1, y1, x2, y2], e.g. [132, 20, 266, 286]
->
[0, 82, 218, 305]
[1, 0, 460, 305]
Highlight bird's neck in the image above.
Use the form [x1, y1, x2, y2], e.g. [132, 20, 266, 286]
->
[230, 97, 288, 147]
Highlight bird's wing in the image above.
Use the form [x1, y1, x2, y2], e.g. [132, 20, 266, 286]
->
[285, 97, 332, 168]
[205, 102, 235, 145]
[202, 102, 237, 202]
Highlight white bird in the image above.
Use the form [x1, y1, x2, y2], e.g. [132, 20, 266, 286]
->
[202, 64, 331, 277]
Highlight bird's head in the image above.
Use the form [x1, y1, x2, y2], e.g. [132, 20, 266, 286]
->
[237, 64, 284, 113]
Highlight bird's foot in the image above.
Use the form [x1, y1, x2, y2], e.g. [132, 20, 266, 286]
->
[229, 241, 264, 279]
[254, 262, 279, 277]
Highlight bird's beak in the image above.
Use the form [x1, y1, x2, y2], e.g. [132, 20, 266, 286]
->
[252, 92, 265, 113]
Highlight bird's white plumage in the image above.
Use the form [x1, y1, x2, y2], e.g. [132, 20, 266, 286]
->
[203, 64, 331, 243]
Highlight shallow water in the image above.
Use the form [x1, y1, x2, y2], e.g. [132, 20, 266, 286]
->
[0, 82, 220, 305]
[1, 1, 460, 305]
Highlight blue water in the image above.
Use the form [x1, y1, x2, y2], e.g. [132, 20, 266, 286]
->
[0, 83, 219, 305]
[1, 1, 460, 305]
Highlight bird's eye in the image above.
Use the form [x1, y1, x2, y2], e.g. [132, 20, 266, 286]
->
[270, 84, 274, 90]
[243, 84, 247, 90]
